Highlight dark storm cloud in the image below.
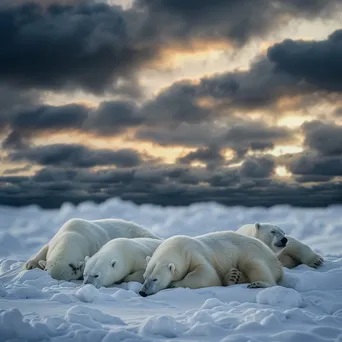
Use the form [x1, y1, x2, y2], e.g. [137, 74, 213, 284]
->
[85, 101, 144, 136]
[1, 164, 342, 209]
[268, 29, 342, 92]
[141, 81, 210, 125]
[0, 86, 40, 135]
[295, 175, 334, 183]
[240, 156, 275, 178]
[177, 145, 226, 170]
[301, 120, 342, 156]
[1, 103, 89, 150]
[10, 104, 88, 132]
[1, 100, 145, 148]
[135, 0, 340, 46]
[0, 2, 151, 95]
[134, 28, 342, 133]
[0, 0, 340, 96]
[7, 144, 151, 168]
[1, 0, 86, 6]
[222, 121, 292, 157]
[140, 58, 310, 123]
[283, 120, 342, 178]
[288, 153, 342, 177]
[137, 120, 294, 157]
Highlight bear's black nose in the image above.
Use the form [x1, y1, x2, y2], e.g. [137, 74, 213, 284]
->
[281, 237, 288, 244]
[139, 291, 147, 297]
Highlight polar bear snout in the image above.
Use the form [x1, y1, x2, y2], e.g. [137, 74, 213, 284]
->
[275, 237, 288, 248]
[83, 274, 100, 288]
[140, 279, 154, 296]
[140, 278, 160, 296]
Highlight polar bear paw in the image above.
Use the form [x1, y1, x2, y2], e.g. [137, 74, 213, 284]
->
[307, 255, 324, 268]
[247, 281, 272, 289]
[169, 281, 181, 288]
[24, 259, 41, 270]
[225, 268, 241, 286]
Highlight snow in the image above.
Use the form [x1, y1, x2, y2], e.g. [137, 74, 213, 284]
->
[0, 197, 342, 341]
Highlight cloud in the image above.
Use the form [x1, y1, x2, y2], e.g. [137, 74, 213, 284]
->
[7, 143, 153, 168]
[135, 0, 341, 46]
[1, 0, 86, 6]
[85, 100, 143, 136]
[288, 153, 342, 177]
[268, 29, 342, 92]
[301, 120, 342, 156]
[283, 120, 342, 178]
[0, 1, 340, 97]
[240, 155, 275, 178]
[1, 164, 342, 208]
[10, 104, 88, 132]
[1, 100, 144, 147]
[140, 58, 311, 120]
[136, 119, 294, 157]
[0, 86, 40, 134]
[0, 2, 151, 95]
[177, 145, 226, 170]
[334, 107, 342, 117]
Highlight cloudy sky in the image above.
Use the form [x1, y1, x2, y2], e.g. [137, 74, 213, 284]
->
[1, 0, 342, 208]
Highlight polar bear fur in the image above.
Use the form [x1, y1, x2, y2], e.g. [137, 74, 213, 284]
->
[139, 231, 283, 296]
[236, 223, 324, 269]
[24, 218, 161, 281]
[83, 237, 162, 288]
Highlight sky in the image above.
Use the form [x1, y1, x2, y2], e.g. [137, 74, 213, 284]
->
[0, 0, 342, 209]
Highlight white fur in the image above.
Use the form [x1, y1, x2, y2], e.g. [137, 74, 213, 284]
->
[24, 218, 161, 281]
[139, 231, 283, 296]
[236, 223, 324, 269]
[83, 237, 162, 288]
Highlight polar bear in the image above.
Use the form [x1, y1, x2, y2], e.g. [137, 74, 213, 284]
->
[83, 237, 162, 288]
[24, 218, 161, 281]
[139, 231, 283, 297]
[236, 223, 324, 269]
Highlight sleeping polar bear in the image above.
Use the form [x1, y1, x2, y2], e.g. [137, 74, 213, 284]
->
[83, 237, 162, 288]
[139, 231, 283, 297]
[24, 218, 160, 281]
[236, 223, 324, 269]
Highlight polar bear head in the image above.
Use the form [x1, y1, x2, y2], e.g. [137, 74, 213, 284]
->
[139, 256, 176, 297]
[254, 223, 288, 252]
[83, 254, 123, 288]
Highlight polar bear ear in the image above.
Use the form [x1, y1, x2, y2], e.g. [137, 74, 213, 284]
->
[146, 256, 151, 264]
[255, 223, 261, 230]
[168, 263, 175, 276]
[38, 260, 46, 270]
[84, 256, 90, 263]
[111, 260, 116, 268]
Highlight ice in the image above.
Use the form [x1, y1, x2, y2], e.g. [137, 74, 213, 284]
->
[139, 314, 184, 338]
[0, 197, 341, 341]
[75, 284, 115, 303]
[66, 305, 126, 325]
[256, 286, 304, 308]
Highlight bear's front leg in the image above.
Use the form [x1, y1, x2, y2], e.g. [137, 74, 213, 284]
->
[170, 264, 222, 289]
[24, 244, 49, 270]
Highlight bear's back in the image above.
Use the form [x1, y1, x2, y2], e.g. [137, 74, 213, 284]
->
[91, 219, 160, 240]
